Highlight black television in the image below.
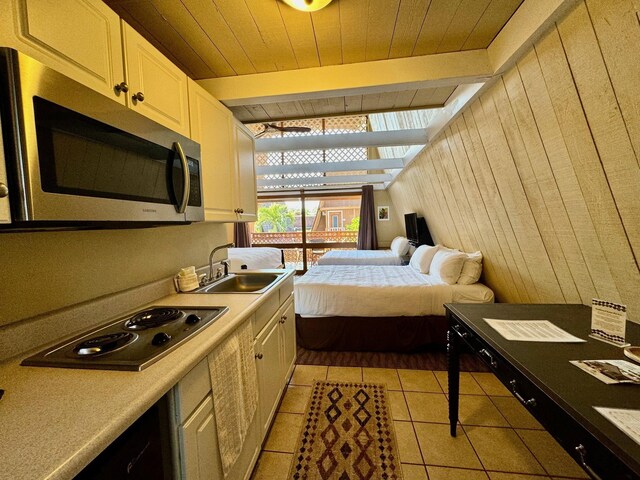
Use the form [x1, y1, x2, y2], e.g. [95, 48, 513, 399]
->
[404, 212, 434, 246]
[405, 213, 419, 245]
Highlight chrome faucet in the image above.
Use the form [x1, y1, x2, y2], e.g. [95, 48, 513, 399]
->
[202, 242, 234, 286]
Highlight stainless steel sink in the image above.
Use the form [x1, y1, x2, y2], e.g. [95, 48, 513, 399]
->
[194, 273, 282, 294]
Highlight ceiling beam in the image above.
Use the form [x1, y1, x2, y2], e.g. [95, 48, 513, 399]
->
[198, 50, 492, 106]
[256, 158, 405, 175]
[255, 129, 429, 152]
[258, 174, 392, 187]
[488, 0, 580, 74]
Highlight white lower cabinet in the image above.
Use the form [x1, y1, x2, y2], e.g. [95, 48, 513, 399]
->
[172, 276, 296, 479]
[180, 396, 221, 480]
[254, 294, 296, 438]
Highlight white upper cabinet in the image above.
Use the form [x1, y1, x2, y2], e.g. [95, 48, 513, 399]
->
[122, 22, 190, 137]
[9, 0, 126, 105]
[5, 1, 190, 135]
[234, 122, 258, 222]
[188, 79, 236, 222]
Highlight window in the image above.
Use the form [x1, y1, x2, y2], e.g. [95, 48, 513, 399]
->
[250, 192, 361, 271]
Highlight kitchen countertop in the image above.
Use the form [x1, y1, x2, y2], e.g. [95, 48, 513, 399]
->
[0, 269, 295, 480]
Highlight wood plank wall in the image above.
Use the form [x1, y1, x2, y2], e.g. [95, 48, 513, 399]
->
[388, 0, 640, 319]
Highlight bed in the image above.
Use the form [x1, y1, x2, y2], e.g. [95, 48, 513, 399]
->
[315, 235, 411, 266]
[228, 247, 284, 272]
[294, 264, 494, 352]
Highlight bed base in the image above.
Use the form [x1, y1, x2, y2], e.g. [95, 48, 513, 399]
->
[295, 314, 448, 352]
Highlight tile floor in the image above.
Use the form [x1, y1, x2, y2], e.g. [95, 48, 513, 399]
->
[251, 365, 589, 480]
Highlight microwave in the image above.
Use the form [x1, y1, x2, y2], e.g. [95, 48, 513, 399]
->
[0, 48, 203, 229]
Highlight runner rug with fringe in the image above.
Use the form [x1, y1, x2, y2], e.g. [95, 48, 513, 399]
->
[289, 380, 403, 480]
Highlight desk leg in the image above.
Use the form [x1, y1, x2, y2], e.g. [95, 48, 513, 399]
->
[447, 326, 460, 437]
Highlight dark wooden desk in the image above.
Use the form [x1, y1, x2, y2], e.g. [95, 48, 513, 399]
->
[445, 304, 640, 480]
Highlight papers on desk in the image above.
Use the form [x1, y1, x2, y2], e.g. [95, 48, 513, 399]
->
[595, 407, 640, 446]
[571, 360, 640, 385]
[483, 318, 586, 342]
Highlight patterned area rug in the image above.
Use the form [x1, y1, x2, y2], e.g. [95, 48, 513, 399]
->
[289, 381, 403, 480]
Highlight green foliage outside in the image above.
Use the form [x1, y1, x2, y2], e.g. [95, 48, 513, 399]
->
[255, 203, 295, 232]
[345, 216, 360, 231]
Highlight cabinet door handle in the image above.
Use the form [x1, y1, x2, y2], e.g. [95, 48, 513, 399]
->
[575, 444, 603, 480]
[280, 315, 287, 324]
[238, 208, 244, 214]
[255, 353, 263, 360]
[132, 91, 145, 102]
[479, 348, 498, 368]
[114, 81, 129, 93]
[509, 380, 537, 407]
[0, 183, 8, 198]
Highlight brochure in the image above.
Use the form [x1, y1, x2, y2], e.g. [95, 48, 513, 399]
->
[570, 359, 640, 385]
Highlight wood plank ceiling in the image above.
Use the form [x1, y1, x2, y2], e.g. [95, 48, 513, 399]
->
[103, 0, 523, 121]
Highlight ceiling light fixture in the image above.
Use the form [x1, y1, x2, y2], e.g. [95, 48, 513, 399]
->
[281, 0, 333, 12]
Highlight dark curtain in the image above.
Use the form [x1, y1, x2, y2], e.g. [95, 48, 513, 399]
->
[357, 185, 378, 250]
[233, 222, 251, 248]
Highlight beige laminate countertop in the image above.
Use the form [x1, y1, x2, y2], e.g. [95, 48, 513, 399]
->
[0, 269, 295, 480]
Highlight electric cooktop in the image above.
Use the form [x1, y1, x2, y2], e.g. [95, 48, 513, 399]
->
[21, 305, 228, 371]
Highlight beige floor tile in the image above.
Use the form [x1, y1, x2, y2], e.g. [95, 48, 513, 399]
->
[428, 466, 489, 480]
[290, 365, 328, 386]
[327, 366, 362, 382]
[414, 422, 482, 469]
[472, 373, 512, 396]
[362, 367, 402, 390]
[279, 385, 312, 414]
[458, 395, 510, 427]
[490, 396, 543, 430]
[517, 430, 589, 478]
[488, 473, 551, 480]
[402, 463, 429, 480]
[464, 425, 545, 474]
[264, 413, 304, 453]
[398, 369, 442, 392]
[388, 391, 411, 421]
[405, 392, 449, 423]
[251, 452, 293, 480]
[394, 421, 423, 464]
[435, 371, 485, 395]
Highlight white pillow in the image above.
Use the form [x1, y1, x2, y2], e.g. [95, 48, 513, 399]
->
[458, 251, 483, 285]
[409, 244, 439, 273]
[390, 236, 410, 256]
[430, 249, 467, 284]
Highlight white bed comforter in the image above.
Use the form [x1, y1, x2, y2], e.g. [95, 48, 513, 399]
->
[316, 249, 402, 266]
[228, 247, 282, 272]
[294, 265, 494, 317]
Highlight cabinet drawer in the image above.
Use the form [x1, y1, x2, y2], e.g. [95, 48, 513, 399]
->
[176, 358, 212, 421]
[253, 292, 280, 337]
[279, 275, 294, 305]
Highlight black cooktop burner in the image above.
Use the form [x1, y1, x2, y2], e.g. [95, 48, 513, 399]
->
[124, 308, 182, 330]
[73, 332, 136, 356]
[23, 305, 228, 371]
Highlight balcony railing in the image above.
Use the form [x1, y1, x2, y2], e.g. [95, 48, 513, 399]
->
[251, 230, 358, 270]
[251, 230, 358, 244]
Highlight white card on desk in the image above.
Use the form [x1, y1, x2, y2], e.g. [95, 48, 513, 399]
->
[595, 407, 640, 446]
[591, 299, 630, 347]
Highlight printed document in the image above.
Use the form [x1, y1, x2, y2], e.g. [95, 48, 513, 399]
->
[595, 407, 640, 446]
[571, 360, 640, 385]
[483, 319, 586, 342]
